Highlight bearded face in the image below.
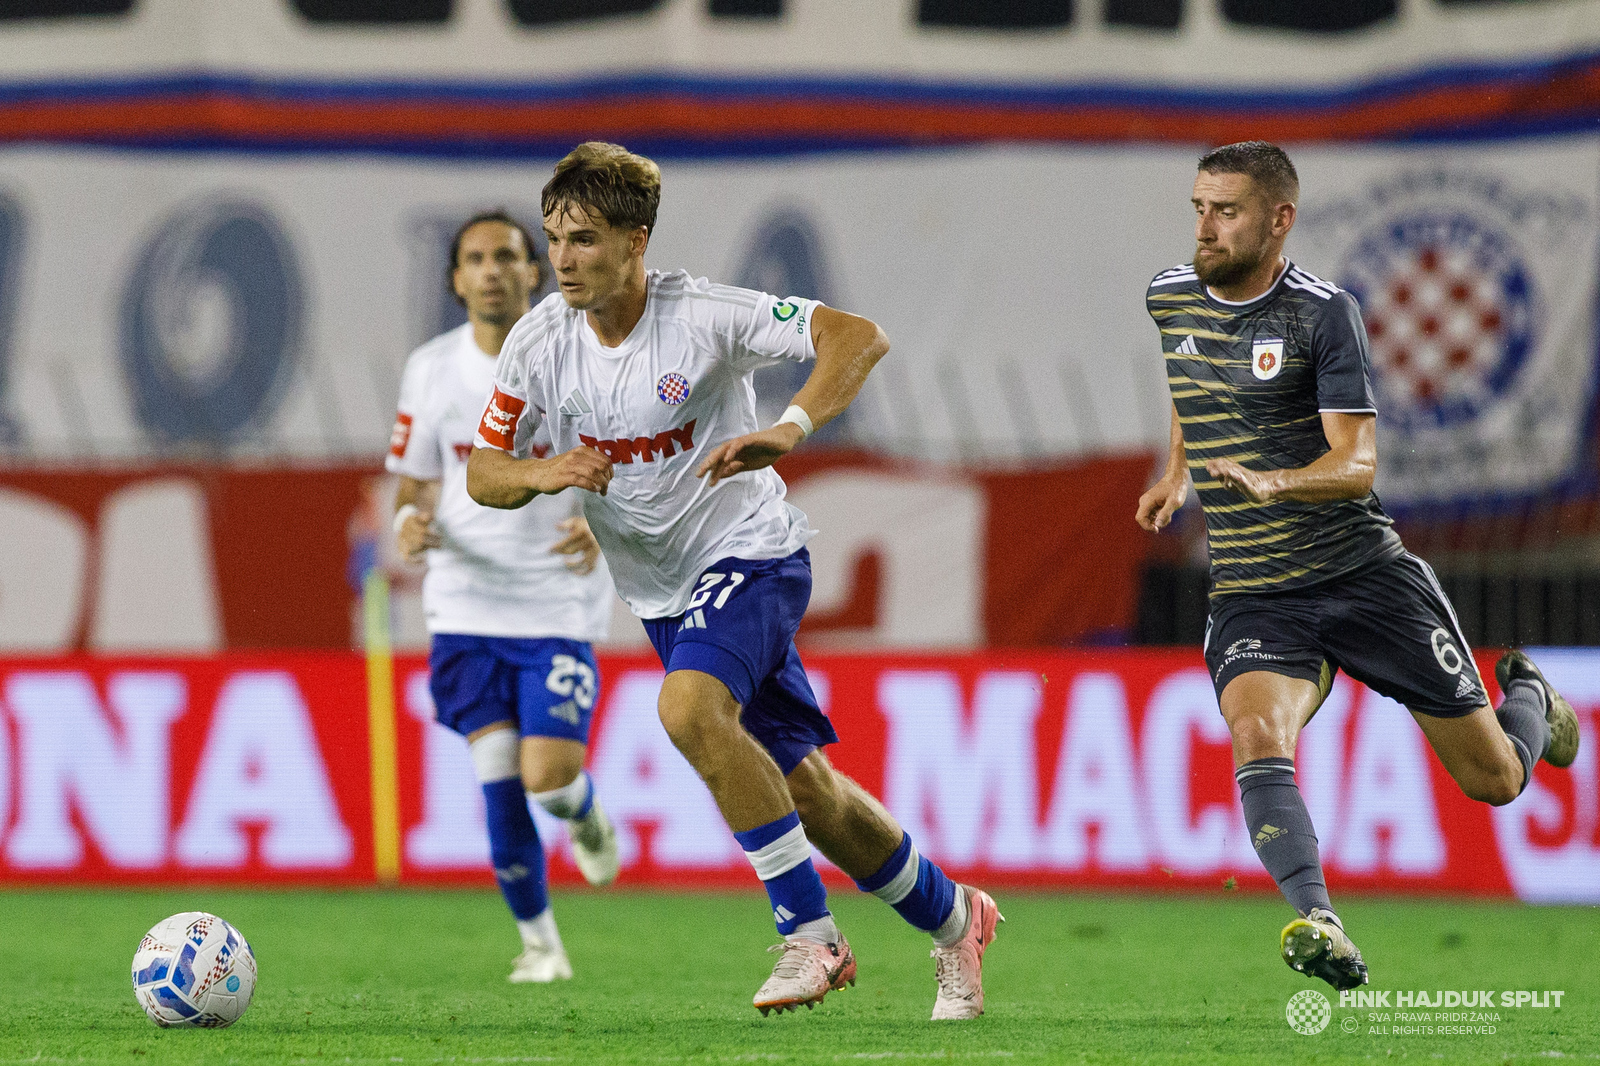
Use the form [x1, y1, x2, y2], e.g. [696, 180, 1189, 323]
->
[1193, 210, 1273, 287]
[1191, 170, 1288, 293]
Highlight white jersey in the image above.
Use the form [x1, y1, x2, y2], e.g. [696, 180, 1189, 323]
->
[474, 270, 820, 619]
[387, 323, 613, 641]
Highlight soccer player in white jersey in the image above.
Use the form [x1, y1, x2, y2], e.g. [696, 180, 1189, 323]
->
[388, 211, 621, 984]
[466, 143, 1002, 1020]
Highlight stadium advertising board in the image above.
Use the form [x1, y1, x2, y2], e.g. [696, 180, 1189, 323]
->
[0, 649, 1593, 902]
[0, 454, 1155, 653]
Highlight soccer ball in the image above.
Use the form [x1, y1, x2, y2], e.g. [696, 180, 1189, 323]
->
[130, 912, 257, 1028]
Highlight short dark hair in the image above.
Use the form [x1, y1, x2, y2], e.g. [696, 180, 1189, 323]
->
[447, 210, 538, 305]
[1197, 141, 1300, 206]
[541, 141, 661, 235]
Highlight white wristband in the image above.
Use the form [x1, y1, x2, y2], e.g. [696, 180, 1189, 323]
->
[776, 405, 814, 440]
[392, 503, 419, 536]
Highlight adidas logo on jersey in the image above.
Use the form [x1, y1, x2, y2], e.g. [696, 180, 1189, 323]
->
[679, 608, 708, 631]
[1175, 335, 1200, 356]
[560, 390, 593, 417]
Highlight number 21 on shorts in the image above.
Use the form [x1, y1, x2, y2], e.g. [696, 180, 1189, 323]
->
[686, 571, 746, 611]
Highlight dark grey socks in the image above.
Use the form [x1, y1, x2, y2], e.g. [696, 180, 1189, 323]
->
[1236, 757, 1334, 919]
[1497, 679, 1552, 796]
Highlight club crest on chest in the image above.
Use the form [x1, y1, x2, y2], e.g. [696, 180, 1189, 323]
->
[657, 373, 690, 406]
[1251, 338, 1285, 381]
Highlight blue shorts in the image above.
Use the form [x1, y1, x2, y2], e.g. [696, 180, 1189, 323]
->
[643, 548, 838, 776]
[428, 634, 599, 742]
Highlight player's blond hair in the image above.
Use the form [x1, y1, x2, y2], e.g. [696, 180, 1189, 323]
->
[542, 142, 662, 236]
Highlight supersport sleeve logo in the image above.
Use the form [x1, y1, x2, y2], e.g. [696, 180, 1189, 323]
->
[388, 413, 413, 458]
[477, 387, 527, 452]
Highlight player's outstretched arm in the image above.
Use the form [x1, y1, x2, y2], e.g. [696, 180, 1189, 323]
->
[696, 306, 889, 486]
[467, 444, 614, 509]
[1206, 412, 1376, 504]
[1136, 402, 1189, 532]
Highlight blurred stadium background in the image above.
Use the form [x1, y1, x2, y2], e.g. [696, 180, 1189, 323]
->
[0, 0, 1597, 1057]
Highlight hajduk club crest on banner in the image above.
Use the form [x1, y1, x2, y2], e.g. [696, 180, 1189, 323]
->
[1295, 152, 1600, 507]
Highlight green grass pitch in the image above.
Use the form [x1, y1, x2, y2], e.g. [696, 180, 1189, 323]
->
[0, 888, 1594, 1064]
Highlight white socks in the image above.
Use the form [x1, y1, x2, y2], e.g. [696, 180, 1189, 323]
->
[517, 908, 565, 954]
[530, 772, 592, 820]
[932, 888, 969, 948]
[788, 914, 842, 945]
[468, 728, 520, 784]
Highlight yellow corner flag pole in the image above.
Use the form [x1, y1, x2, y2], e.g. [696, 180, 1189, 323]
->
[364, 568, 402, 885]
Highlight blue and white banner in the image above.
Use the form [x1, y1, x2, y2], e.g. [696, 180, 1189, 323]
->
[1295, 141, 1600, 506]
[0, 136, 1595, 511]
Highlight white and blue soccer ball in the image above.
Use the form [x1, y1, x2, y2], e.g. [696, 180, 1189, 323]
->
[131, 912, 257, 1028]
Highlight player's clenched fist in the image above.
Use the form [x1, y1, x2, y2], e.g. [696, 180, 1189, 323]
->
[397, 507, 441, 561]
[532, 446, 614, 496]
[1136, 476, 1188, 532]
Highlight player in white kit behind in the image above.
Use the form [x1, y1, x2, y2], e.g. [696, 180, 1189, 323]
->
[467, 144, 1001, 1020]
[388, 211, 620, 983]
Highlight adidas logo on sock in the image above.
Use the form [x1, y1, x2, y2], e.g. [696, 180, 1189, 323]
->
[774, 905, 796, 924]
[1253, 824, 1285, 849]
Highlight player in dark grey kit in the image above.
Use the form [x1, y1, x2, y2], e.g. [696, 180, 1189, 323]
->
[1135, 141, 1580, 991]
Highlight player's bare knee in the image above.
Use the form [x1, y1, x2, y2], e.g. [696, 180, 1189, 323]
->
[1469, 762, 1522, 807]
[521, 760, 579, 795]
[657, 700, 707, 755]
[1224, 713, 1293, 763]
[786, 759, 842, 826]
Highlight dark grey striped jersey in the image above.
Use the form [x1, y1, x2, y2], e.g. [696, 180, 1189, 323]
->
[1146, 260, 1404, 598]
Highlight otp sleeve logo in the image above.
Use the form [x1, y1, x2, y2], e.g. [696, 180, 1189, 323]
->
[656, 373, 690, 406]
[477, 388, 527, 451]
[388, 413, 413, 458]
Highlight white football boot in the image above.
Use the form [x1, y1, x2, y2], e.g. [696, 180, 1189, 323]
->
[930, 885, 1003, 1020]
[570, 795, 619, 887]
[752, 934, 856, 1016]
[509, 913, 573, 983]
[509, 943, 573, 983]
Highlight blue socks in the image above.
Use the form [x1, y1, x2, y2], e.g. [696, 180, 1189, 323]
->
[733, 811, 831, 936]
[855, 833, 958, 934]
[483, 777, 549, 921]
